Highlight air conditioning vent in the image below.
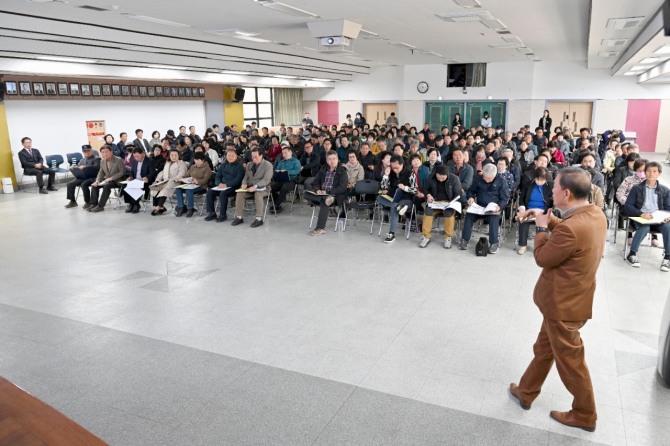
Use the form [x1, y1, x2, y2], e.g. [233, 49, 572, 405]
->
[256, 1, 319, 18]
[602, 38, 629, 47]
[607, 17, 644, 30]
[598, 51, 621, 57]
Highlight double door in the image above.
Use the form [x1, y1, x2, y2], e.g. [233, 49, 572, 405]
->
[364, 103, 398, 126]
[545, 102, 593, 133]
[425, 101, 506, 130]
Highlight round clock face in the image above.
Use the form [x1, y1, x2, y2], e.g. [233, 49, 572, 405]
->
[417, 81, 429, 94]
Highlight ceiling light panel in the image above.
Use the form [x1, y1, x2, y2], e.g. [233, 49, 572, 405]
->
[124, 14, 191, 28]
[481, 19, 507, 32]
[255, 1, 319, 18]
[598, 51, 620, 57]
[654, 45, 670, 55]
[502, 36, 522, 44]
[435, 11, 494, 22]
[37, 55, 96, 63]
[453, 0, 481, 7]
[205, 28, 259, 36]
[489, 43, 525, 49]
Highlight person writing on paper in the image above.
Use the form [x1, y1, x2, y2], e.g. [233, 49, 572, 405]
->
[174, 152, 212, 218]
[510, 167, 606, 433]
[231, 148, 274, 228]
[270, 145, 302, 213]
[88, 145, 126, 213]
[418, 164, 463, 249]
[204, 148, 245, 222]
[515, 167, 553, 255]
[623, 161, 670, 271]
[64, 144, 100, 209]
[375, 155, 415, 244]
[150, 149, 187, 215]
[122, 147, 156, 214]
[458, 163, 510, 253]
[306, 150, 348, 236]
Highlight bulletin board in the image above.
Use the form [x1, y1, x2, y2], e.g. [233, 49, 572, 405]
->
[86, 120, 106, 150]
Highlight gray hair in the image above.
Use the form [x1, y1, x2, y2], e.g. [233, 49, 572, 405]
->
[410, 140, 420, 147]
[482, 164, 497, 177]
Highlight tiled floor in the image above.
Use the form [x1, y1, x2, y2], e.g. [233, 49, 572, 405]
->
[1, 158, 669, 445]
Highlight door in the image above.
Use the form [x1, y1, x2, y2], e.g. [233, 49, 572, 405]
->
[546, 101, 593, 133]
[364, 103, 397, 126]
[317, 101, 339, 126]
[465, 101, 507, 128]
[425, 102, 465, 130]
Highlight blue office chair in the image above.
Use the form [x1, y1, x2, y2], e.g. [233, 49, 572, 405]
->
[66, 152, 83, 167]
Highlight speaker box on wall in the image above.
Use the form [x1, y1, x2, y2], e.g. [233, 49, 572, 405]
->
[0, 82, 5, 102]
[234, 88, 245, 102]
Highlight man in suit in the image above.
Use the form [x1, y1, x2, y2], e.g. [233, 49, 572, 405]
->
[510, 167, 607, 432]
[64, 145, 100, 209]
[121, 147, 156, 214]
[231, 148, 274, 228]
[132, 129, 151, 152]
[306, 150, 348, 236]
[89, 145, 127, 213]
[18, 137, 57, 193]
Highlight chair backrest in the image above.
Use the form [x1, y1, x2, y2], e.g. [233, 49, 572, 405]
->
[354, 179, 380, 195]
[66, 152, 83, 167]
[93, 150, 100, 158]
[45, 154, 64, 169]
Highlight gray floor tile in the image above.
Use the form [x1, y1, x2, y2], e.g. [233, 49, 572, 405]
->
[313, 388, 413, 445]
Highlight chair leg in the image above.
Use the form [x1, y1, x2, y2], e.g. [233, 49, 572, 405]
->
[622, 218, 629, 260]
[309, 206, 316, 229]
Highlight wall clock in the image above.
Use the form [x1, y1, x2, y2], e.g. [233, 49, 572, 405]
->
[417, 81, 429, 94]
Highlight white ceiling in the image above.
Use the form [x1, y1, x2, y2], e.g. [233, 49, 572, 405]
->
[0, 0, 669, 84]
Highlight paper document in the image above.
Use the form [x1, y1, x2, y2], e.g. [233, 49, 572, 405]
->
[236, 187, 266, 192]
[125, 179, 145, 189]
[630, 210, 670, 225]
[179, 184, 200, 190]
[151, 179, 169, 187]
[211, 186, 230, 191]
[466, 202, 500, 215]
[180, 177, 193, 183]
[428, 196, 461, 213]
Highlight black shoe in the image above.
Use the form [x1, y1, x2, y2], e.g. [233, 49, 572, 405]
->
[83, 203, 93, 210]
[46, 186, 58, 192]
[231, 217, 244, 226]
[274, 206, 283, 214]
[151, 209, 159, 216]
[204, 213, 217, 221]
[125, 205, 133, 213]
[216, 216, 227, 223]
[175, 206, 186, 217]
[39, 188, 48, 194]
[64, 201, 78, 208]
[131, 204, 140, 214]
[250, 219, 263, 228]
[384, 233, 396, 243]
[186, 209, 195, 218]
[90, 206, 104, 213]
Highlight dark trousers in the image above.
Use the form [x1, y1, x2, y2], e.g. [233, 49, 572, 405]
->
[66, 178, 94, 203]
[206, 188, 236, 214]
[122, 184, 149, 206]
[306, 193, 342, 230]
[462, 213, 500, 245]
[271, 180, 295, 207]
[24, 167, 55, 188]
[518, 221, 534, 247]
[153, 196, 167, 207]
[90, 182, 119, 207]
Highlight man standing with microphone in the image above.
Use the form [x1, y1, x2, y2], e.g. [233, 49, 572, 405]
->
[510, 167, 606, 432]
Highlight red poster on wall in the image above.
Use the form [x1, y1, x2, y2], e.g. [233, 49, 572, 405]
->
[86, 120, 106, 150]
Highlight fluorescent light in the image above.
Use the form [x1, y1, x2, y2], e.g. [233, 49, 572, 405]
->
[606, 17, 644, 30]
[311, 78, 334, 82]
[639, 57, 662, 64]
[37, 55, 96, 63]
[489, 43, 525, 49]
[256, 1, 319, 18]
[233, 35, 272, 43]
[125, 14, 190, 28]
[601, 38, 629, 47]
[481, 19, 507, 32]
[359, 29, 379, 37]
[453, 0, 482, 8]
[435, 11, 494, 22]
[631, 65, 648, 71]
[224, 70, 252, 75]
[654, 45, 670, 55]
[275, 74, 297, 79]
[624, 71, 641, 76]
[389, 42, 416, 49]
[147, 64, 188, 70]
[205, 28, 259, 37]
[421, 51, 443, 57]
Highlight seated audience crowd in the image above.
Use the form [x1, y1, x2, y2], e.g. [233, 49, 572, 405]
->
[18, 119, 669, 271]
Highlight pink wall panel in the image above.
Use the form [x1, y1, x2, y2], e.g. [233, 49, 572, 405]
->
[317, 101, 339, 126]
[625, 99, 661, 152]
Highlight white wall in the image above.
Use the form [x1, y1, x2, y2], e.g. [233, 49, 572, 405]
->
[339, 100, 362, 125]
[303, 66, 403, 102]
[398, 101, 424, 128]
[6, 100, 206, 183]
[593, 100, 628, 134]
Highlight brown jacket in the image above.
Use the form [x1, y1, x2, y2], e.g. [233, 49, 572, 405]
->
[186, 162, 212, 187]
[95, 156, 126, 183]
[533, 204, 607, 321]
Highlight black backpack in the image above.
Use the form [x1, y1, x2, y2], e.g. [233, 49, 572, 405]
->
[475, 237, 489, 257]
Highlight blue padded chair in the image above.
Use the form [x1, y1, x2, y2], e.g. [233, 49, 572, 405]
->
[66, 152, 83, 167]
